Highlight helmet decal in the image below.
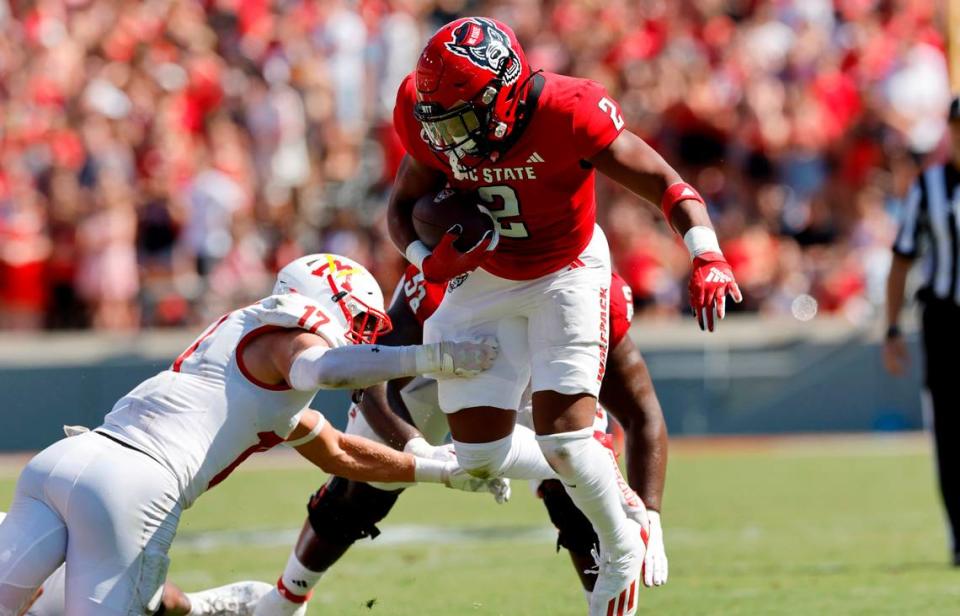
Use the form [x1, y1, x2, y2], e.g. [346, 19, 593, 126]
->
[444, 17, 521, 85]
[309, 255, 358, 292]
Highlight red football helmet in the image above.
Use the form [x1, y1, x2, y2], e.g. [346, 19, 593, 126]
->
[413, 17, 533, 172]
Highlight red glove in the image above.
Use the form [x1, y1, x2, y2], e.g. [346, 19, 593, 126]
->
[421, 225, 496, 283]
[689, 251, 742, 332]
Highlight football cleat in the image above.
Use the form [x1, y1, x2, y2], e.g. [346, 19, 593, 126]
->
[185, 581, 273, 616]
[589, 519, 645, 616]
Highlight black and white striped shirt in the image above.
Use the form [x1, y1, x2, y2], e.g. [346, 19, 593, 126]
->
[894, 162, 960, 304]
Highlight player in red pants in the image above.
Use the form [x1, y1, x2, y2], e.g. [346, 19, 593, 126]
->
[253, 268, 668, 615]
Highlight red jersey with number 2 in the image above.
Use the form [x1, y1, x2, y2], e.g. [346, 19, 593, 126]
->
[400, 264, 634, 350]
[394, 72, 625, 281]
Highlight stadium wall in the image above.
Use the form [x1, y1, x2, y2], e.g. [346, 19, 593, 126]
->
[0, 317, 924, 453]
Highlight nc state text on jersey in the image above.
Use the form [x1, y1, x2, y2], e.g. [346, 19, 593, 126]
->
[456, 165, 538, 183]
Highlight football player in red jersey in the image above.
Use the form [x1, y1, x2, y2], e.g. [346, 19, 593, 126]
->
[253, 268, 669, 615]
[386, 17, 736, 616]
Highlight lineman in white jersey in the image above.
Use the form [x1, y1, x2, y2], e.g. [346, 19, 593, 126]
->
[0, 254, 500, 616]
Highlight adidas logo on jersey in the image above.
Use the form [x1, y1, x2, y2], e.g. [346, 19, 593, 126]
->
[526, 152, 545, 163]
[705, 268, 732, 284]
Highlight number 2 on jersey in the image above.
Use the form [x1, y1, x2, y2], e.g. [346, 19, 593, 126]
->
[598, 97, 624, 130]
[477, 185, 529, 239]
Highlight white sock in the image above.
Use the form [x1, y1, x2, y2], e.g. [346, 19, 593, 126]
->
[252, 588, 304, 616]
[584, 588, 593, 604]
[453, 425, 558, 480]
[265, 551, 323, 612]
[537, 427, 633, 554]
[597, 439, 649, 530]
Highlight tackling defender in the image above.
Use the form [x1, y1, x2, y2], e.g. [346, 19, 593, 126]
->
[0, 254, 500, 616]
[253, 267, 668, 615]
[388, 17, 739, 616]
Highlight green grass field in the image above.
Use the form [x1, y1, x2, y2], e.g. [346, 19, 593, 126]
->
[2, 435, 957, 615]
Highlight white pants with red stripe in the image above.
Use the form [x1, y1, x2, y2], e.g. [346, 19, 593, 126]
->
[0, 432, 181, 616]
[425, 225, 612, 413]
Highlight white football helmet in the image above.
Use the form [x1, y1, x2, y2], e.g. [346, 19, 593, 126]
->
[273, 254, 392, 345]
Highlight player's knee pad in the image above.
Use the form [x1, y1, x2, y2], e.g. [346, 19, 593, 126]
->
[306, 477, 401, 546]
[451, 434, 513, 479]
[536, 427, 594, 477]
[538, 479, 598, 555]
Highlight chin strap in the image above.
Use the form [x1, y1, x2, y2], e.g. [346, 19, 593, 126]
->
[447, 150, 470, 180]
[495, 70, 544, 155]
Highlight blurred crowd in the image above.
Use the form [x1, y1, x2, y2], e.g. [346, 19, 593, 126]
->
[0, 0, 950, 330]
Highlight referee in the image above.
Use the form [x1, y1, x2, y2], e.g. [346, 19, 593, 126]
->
[884, 95, 960, 565]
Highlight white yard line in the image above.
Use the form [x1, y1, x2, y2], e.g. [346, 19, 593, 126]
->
[170, 523, 744, 555]
[172, 524, 556, 553]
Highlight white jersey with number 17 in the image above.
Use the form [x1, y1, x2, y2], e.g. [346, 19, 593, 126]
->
[98, 299, 330, 508]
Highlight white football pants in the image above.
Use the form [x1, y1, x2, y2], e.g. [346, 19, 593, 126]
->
[0, 432, 181, 616]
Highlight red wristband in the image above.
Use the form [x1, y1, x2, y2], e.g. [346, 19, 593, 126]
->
[660, 182, 705, 222]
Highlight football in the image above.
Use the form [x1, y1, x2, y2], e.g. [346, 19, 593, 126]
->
[412, 188, 494, 250]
